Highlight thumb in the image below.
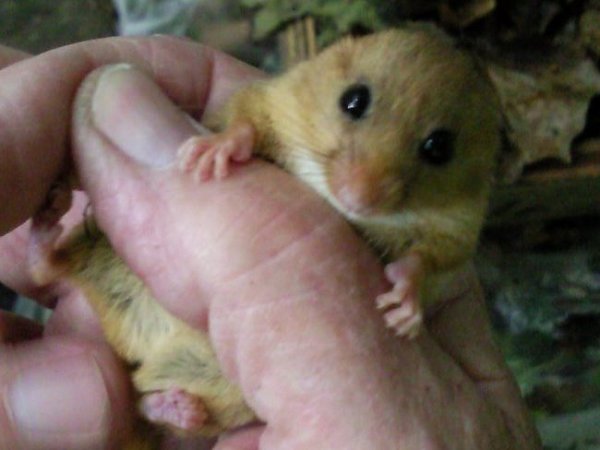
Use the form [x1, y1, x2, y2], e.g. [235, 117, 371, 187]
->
[0, 336, 132, 449]
[71, 63, 213, 324]
[71, 63, 287, 327]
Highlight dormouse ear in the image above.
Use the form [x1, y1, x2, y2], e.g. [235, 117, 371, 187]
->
[468, 60, 522, 184]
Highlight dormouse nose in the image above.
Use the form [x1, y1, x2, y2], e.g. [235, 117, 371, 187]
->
[328, 157, 402, 216]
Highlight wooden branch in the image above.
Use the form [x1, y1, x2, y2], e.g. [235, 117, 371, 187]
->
[488, 141, 600, 226]
[278, 17, 318, 69]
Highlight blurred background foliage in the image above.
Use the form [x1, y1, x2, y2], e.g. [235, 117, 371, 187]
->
[1, 1, 599, 449]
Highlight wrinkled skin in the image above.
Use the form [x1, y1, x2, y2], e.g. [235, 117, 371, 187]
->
[0, 37, 541, 450]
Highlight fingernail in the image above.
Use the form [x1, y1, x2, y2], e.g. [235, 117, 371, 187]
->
[8, 353, 109, 446]
[91, 64, 196, 168]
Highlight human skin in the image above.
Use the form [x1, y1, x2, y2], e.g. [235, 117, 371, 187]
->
[0, 37, 541, 449]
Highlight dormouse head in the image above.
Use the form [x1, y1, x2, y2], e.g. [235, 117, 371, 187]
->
[270, 25, 501, 223]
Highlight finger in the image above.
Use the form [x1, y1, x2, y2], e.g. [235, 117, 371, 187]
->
[0, 311, 43, 343]
[0, 191, 88, 300]
[0, 35, 262, 236]
[0, 335, 133, 450]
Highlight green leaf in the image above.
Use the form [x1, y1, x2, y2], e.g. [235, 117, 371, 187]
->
[253, 7, 287, 39]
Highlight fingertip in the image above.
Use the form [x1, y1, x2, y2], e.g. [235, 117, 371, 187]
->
[75, 63, 197, 170]
[0, 336, 133, 450]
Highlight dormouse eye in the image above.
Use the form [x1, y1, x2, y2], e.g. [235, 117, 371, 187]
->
[339, 84, 371, 120]
[419, 129, 455, 166]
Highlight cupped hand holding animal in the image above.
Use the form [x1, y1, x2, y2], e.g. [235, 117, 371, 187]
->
[0, 38, 540, 449]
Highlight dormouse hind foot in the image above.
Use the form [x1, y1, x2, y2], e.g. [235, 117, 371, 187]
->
[177, 121, 255, 181]
[28, 180, 73, 285]
[140, 388, 208, 434]
[376, 254, 424, 339]
[32, 180, 73, 228]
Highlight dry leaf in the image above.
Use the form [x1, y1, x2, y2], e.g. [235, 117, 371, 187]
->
[488, 57, 600, 180]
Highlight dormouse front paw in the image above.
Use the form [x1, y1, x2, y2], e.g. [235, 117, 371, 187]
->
[177, 121, 255, 181]
[375, 253, 424, 339]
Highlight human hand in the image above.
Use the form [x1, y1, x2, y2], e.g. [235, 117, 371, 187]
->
[70, 63, 541, 449]
[0, 37, 260, 450]
[0, 39, 541, 449]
